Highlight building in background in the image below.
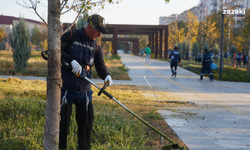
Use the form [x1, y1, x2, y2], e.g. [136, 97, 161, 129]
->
[178, 10, 189, 22]
[244, 0, 250, 9]
[159, 14, 179, 25]
[160, 0, 249, 24]
[224, 0, 246, 28]
[197, 0, 212, 21]
[0, 15, 44, 36]
[209, 0, 245, 28]
[178, 6, 198, 22]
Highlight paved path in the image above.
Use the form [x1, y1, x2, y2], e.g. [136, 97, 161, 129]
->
[1, 50, 250, 150]
[118, 50, 250, 150]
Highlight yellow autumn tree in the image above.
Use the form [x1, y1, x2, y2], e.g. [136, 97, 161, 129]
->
[0, 27, 6, 42]
[241, 9, 250, 75]
[168, 21, 178, 49]
[185, 11, 199, 53]
[204, 17, 217, 47]
[168, 21, 185, 49]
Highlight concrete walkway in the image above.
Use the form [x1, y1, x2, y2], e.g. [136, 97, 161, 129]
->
[118, 50, 250, 150]
[1, 50, 250, 150]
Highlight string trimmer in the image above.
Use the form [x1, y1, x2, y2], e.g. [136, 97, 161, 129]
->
[41, 50, 187, 150]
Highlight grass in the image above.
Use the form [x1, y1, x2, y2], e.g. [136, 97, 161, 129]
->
[0, 51, 47, 76]
[0, 50, 130, 80]
[91, 54, 130, 80]
[0, 77, 188, 150]
[178, 59, 250, 82]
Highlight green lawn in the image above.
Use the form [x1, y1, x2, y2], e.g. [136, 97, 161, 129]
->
[0, 50, 131, 80]
[0, 77, 186, 150]
[178, 59, 250, 82]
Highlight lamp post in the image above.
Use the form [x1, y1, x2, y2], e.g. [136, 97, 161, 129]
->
[219, 6, 226, 80]
[177, 22, 180, 47]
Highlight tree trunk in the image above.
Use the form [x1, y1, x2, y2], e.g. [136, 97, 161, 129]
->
[44, 0, 62, 150]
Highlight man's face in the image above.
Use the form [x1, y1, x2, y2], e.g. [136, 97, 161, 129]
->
[87, 25, 102, 40]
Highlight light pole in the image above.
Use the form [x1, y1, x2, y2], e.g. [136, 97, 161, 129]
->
[177, 22, 180, 47]
[219, 6, 226, 80]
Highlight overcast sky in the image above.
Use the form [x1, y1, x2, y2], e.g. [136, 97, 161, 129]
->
[1, 0, 200, 25]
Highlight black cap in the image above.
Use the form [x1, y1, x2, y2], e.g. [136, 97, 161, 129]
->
[87, 14, 110, 34]
[174, 47, 178, 50]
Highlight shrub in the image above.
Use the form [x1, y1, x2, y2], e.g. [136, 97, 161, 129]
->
[111, 55, 121, 60]
[9, 17, 31, 74]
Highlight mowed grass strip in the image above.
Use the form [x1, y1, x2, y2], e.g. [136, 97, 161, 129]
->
[0, 51, 130, 80]
[179, 59, 250, 82]
[0, 77, 184, 150]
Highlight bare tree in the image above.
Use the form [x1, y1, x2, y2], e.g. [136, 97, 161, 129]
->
[17, 0, 124, 149]
[17, 0, 171, 149]
[43, 1, 61, 149]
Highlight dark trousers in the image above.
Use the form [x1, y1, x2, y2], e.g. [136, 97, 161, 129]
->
[243, 60, 248, 65]
[170, 62, 178, 74]
[236, 58, 241, 65]
[200, 66, 213, 80]
[59, 90, 94, 150]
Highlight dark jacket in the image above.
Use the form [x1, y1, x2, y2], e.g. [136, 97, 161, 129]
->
[236, 53, 242, 59]
[61, 27, 110, 93]
[169, 50, 181, 63]
[202, 53, 212, 67]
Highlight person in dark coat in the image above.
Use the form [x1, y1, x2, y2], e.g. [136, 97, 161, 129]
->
[59, 14, 112, 150]
[198, 48, 214, 81]
[169, 47, 181, 77]
[236, 51, 242, 65]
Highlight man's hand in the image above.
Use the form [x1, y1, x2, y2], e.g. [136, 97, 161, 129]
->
[71, 60, 82, 77]
[179, 62, 181, 65]
[104, 75, 113, 86]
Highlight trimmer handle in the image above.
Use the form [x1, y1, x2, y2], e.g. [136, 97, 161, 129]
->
[41, 50, 48, 60]
[98, 81, 109, 96]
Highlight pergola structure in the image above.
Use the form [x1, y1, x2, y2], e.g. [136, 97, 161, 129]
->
[101, 38, 139, 55]
[105, 24, 169, 59]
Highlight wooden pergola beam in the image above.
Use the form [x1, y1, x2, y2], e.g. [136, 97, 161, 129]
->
[104, 24, 168, 58]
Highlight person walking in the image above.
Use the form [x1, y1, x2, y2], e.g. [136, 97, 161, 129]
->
[198, 48, 214, 81]
[236, 51, 242, 65]
[169, 47, 181, 77]
[145, 45, 151, 64]
[140, 50, 144, 58]
[242, 52, 248, 65]
[185, 51, 189, 60]
[59, 14, 113, 150]
[245, 54, 248, 65]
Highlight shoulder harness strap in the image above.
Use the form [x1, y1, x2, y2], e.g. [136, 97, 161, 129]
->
[93, 40, 99, 55]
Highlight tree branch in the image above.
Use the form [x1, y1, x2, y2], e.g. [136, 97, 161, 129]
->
[61, 0, 68, 10]
[16, 0, 48, 26]
[61, 6, 84, 35]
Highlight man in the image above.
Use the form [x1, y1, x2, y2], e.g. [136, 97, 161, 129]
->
[59, 14, 113, 150]
[236, 51, 242, 65]
[185, 50, 189, 60]
[199, 48, 213, 81]
[169, 47, 181, 77]
[140, 50, 144, 58]
[145, 45, 151, 64]
[243, 52, 248, 65]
